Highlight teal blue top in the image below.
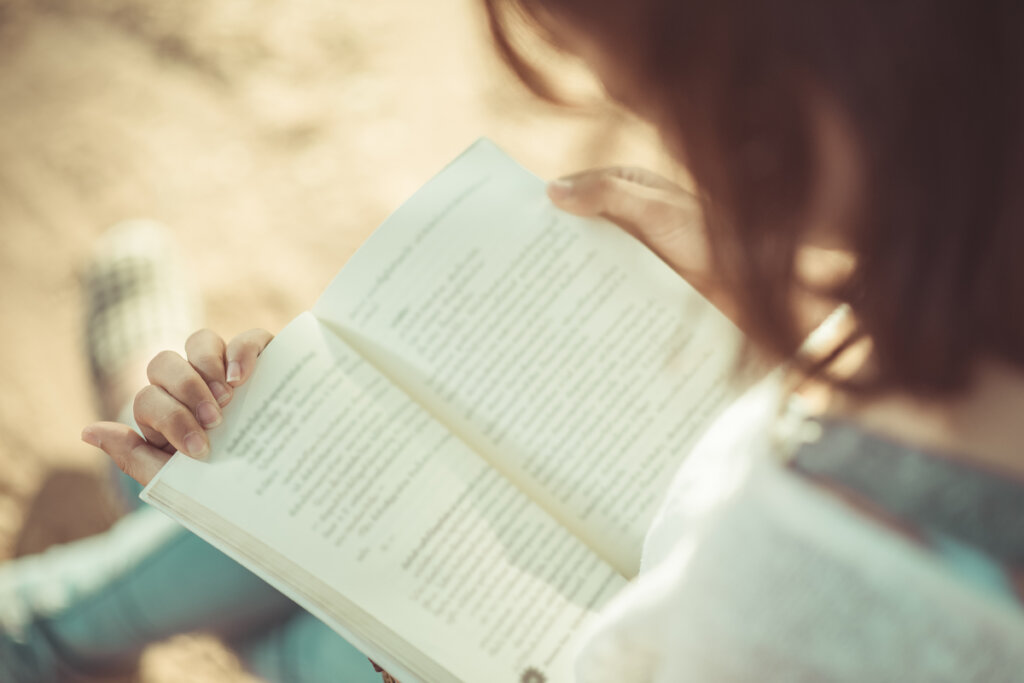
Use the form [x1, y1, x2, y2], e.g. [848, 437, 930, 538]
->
[790, 418, 1022, 609]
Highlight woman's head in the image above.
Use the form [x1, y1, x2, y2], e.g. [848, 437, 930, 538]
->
[485, 0, 1024, 395]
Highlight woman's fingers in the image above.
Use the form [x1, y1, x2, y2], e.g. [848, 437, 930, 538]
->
[548, 166, 701, 249]
[548, 166, 713, 296]
[82, 327, 274, 485]
[81, 421, 172, 486]
[225, 329, 274, 387]
[185, 328, 232, 407]
[84, 327, 273, 477]
[147, 349, 223, 430]
[549, 169, 656, 221]
[133, 384, 210, 460]
[554, 166, 681, 195]
[547, 168, 687, 240]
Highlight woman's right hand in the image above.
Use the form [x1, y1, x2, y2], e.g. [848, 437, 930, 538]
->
[81, 328, 274, 486]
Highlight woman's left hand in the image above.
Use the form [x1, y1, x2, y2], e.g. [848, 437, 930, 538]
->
[81, 327, 273, 486]
[548, 167, 743, 322]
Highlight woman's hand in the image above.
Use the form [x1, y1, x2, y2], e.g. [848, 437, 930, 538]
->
[548, 167, 711, 279]
[548, 166, 741, 324]
[81, 328, 274, 486]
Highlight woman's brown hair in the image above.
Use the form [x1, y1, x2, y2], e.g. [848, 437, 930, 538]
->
[484, 0, 1024, 396]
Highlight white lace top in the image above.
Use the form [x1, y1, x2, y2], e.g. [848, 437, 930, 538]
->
[574, 376, 1024, 682]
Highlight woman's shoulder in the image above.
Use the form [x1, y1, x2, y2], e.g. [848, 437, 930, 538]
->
[647, 363, 1023, 599]
[575, 374, 1024, 683]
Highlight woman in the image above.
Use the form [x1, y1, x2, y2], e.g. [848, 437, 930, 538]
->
[6, 0, 1024, 680]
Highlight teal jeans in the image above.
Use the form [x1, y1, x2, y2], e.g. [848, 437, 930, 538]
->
[37, 471, 382, 682]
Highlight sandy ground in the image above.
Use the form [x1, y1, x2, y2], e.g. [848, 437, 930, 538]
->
[0, 0, 673, 680]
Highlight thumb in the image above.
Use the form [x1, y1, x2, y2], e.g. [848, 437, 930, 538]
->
[547, 169, 661, 220]
[82, 421, 174, 486]
[548, 168, 686, 244]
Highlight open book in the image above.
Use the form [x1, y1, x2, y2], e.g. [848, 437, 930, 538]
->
[141, 139, 746, 683]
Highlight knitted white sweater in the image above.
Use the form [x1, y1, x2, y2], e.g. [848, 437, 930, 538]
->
[574, 377, 1024, 682]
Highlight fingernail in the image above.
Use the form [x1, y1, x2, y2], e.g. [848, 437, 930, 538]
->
[81, 427, 101, 448]
[226, 360, 242, 384]
[183, 431, 209, 459]
[548, 178, 574, 197]
[196, 401, 222, 428]
[209, 381, 231, 406]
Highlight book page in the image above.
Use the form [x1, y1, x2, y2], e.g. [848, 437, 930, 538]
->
[312, 139, 747, 577]
[143, 311, 625, 683]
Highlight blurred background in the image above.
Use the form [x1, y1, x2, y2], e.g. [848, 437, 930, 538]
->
[0, 0, 668, 679]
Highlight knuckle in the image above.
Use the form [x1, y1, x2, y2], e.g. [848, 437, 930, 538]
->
[646, 202, 674, 227]
[151, 402, 193, 436]
[154, 349, 180, 365]
[235, 329, 271, 356]
[146, 349, 179, 378]
[174, 374, 209, 403]
[620, 166, 651, 185]
[134, 384, 161, 411]
[148, 358, 207, 404]
[186, 327, 215, 345]
[190, 352, 224, 374]
[112, 450, 136, 479]
[241, 339, 262, 357]
[244, 327, 272, 342]
[594, 174, 617, 195]
[116, 449, 148, 484]
[611, 166, 637, 181]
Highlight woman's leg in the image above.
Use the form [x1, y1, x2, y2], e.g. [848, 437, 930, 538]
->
[1, 219, 379, 680]
[6, 436, 378, 681]
[234, 611, 382, 683]
[1, 504, 297, 677]
[51, 509, 298, 657]
[3, 504, 383, 681]
[7, 411, 305, 665]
